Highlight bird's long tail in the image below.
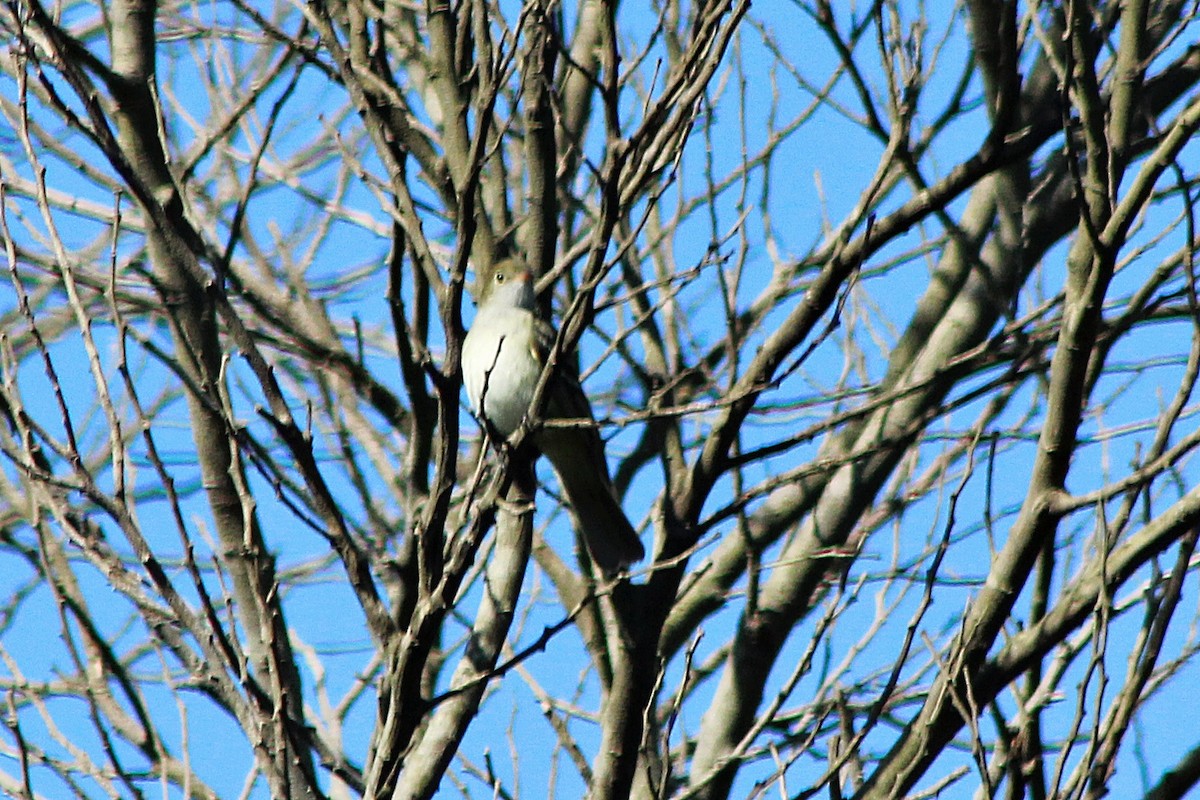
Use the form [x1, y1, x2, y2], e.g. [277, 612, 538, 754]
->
[538, 427, 644, 575]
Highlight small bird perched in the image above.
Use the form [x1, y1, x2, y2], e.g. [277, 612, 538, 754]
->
[461, 259, 644, 574]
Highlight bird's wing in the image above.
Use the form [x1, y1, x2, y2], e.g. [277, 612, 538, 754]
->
[533, 318, 596, 423]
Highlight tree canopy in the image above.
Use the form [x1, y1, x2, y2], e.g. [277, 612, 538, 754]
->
[4, 1, 1200, 798]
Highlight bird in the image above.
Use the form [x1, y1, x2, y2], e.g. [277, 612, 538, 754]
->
[461, 258, 645, 575]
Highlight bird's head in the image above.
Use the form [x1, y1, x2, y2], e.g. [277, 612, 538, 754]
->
[475, 258, 536, 311]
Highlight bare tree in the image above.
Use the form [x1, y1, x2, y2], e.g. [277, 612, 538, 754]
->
[3, 0, 1200, 798]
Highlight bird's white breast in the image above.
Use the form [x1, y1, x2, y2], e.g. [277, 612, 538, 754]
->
[462, 306, 542, 437]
